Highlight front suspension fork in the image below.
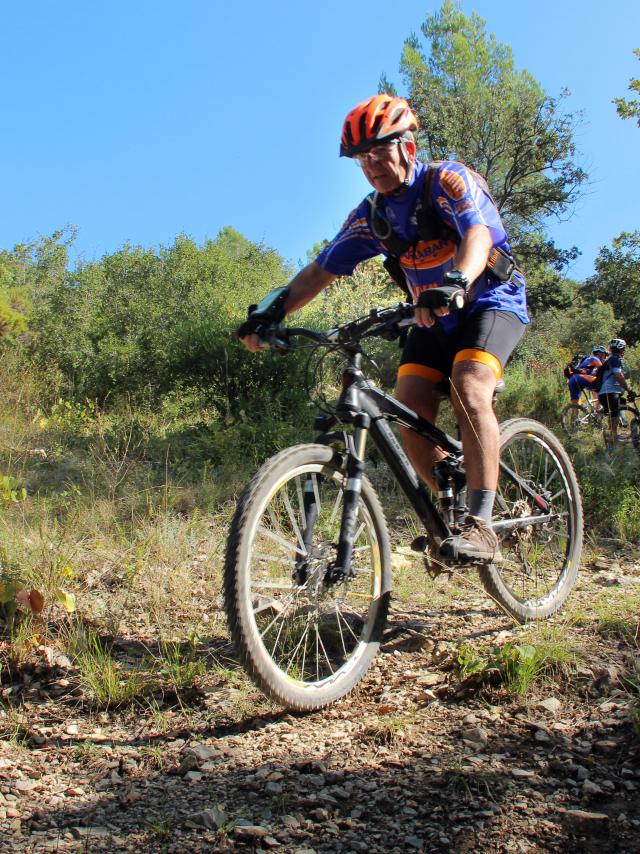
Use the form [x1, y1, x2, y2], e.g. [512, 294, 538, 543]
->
[325, 412, 370, 583]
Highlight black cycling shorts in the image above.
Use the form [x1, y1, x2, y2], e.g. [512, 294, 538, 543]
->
[398, 309, 526, 383]
[598, 392, 621, 417]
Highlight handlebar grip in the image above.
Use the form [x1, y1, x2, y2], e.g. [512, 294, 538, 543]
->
[416, 286, 465, 312]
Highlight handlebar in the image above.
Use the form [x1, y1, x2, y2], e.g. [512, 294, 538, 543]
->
[258, 302, 416, 353]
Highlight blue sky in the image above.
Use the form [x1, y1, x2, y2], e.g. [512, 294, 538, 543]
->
[1, 1, 639, 281]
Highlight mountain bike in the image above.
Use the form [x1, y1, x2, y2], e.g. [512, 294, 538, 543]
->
[561, 394, 604, 436]
[224, 303, 583, 711]
[561, 394, 633, 442]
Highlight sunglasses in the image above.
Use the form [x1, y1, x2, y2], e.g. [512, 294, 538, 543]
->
[353, 139, 402, 167]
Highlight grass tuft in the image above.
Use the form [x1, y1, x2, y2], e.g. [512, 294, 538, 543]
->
[454, 626, 581, 697]
[65, 623, 153, 708]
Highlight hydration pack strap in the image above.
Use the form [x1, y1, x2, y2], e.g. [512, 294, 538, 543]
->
[487, 246, 522, 285]
[372, 163, 523, 290]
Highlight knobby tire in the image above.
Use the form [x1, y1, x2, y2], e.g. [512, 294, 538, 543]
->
[480, 418, 583, 622]
[223, 444, 391, 711]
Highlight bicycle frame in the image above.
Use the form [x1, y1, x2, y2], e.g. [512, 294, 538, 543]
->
[313, 350, 553, 579]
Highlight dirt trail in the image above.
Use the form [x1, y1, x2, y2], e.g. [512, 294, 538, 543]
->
[1, 548, 639, 853]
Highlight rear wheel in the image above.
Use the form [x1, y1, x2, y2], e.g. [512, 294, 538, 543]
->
[224, 444, 391, 711]
[481, 419, 583, 622]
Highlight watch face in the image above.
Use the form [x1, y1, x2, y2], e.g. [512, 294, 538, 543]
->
[447, 271, 467, 286]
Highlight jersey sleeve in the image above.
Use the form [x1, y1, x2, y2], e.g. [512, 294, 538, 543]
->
[578, 356, 600, 374]
[431, 161, 507, 246]
[315, 201, 381, 276]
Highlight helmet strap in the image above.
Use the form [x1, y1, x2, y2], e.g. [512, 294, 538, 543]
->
[399, 139, 415, 187]
[382, 140, 416, 197]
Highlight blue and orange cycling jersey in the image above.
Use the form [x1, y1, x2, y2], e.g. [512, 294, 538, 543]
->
[575, 355, 602, 377]
[316, 159, 528, 332]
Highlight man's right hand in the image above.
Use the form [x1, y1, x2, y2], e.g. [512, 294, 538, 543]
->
[237, 286, 291, 351]
[237, 315, 269, 351]
[238, 331, 268, 352]
[236, 314, 266, 353]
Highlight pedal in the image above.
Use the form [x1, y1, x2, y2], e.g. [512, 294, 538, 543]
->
[423, 558, 453, 580]
[410, 535, 429, 553]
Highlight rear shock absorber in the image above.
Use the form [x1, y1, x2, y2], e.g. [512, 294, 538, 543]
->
[433, 459, 455, 527]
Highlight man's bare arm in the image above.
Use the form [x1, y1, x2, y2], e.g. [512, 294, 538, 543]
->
[284, 262, 337, 314]
[453, 223, 494, 287]
[240, 262, 337, 352]
[416, 224, 493, 328]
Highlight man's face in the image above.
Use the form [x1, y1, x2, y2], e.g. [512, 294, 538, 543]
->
[357, 139, 416, 194]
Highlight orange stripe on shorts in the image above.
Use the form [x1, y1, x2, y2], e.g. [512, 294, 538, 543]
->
[453, 348, 502, 379]
[397, 363, 446, 383]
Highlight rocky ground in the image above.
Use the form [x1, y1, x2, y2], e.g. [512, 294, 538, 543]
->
[1, 545, 639, 854]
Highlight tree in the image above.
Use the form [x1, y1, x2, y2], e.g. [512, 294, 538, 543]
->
[24, 229, 296, 403]
[583, 232, 640, 345]
[613, 48, 640, 127]
[0, 228, 76, 343]
[380, 0, 587, 280]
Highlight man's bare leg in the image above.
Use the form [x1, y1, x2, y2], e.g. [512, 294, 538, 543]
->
[394, 374, 445, 491]
[449, 360, 499, 492]
[396, 363, 501, 562]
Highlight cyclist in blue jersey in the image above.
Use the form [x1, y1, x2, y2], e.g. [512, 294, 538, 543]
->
[567, 346, 607, 404]
[599, 338, 635, 446]
[239, 95, 529, 563]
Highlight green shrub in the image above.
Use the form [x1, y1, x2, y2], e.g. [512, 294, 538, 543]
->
[573, 450, 640, 539]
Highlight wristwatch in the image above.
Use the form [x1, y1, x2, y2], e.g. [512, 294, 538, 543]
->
[443, 269, 470, 293]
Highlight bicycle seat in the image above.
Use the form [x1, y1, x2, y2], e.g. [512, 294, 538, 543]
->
[433, 378, 505, 400]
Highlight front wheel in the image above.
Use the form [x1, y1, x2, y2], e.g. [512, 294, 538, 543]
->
[617, 406, 634, 444]
[560, 403, 598, 435]
[480, 418, 583, 622]
[224, 443, 391, 711]
[630, 416, 640, 451]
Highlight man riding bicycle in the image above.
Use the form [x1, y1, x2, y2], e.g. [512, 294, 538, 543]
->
[599, 338, 635, 446]
[567, 345, 608, 404]
[239, 95, 528, 563]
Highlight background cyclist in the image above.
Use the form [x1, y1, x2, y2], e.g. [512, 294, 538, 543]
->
[598, 338, 634, 446]
[239, 95, 528, 564]
[567, 345, 608, 404]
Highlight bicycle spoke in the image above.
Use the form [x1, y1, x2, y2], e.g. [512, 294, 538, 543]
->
[316, 630, 335, 675]
[239, 456, 386, 694]
[334, 605, 361, 643]
[282, 615, 314, 676]
[259, 523, 306, 555]
[295, 476, 307, 531]
[253, 580, 295, 590]
[329, 489, 343, 527]
[334, 603, 349, 657]
[253, 552, 296, 567]
[282, 490, 306, 554]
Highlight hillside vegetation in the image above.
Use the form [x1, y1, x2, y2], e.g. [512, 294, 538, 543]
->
[1, 3, 639, 850]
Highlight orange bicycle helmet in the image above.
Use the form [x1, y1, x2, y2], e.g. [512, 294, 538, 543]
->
[340, 95, 418, 157]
